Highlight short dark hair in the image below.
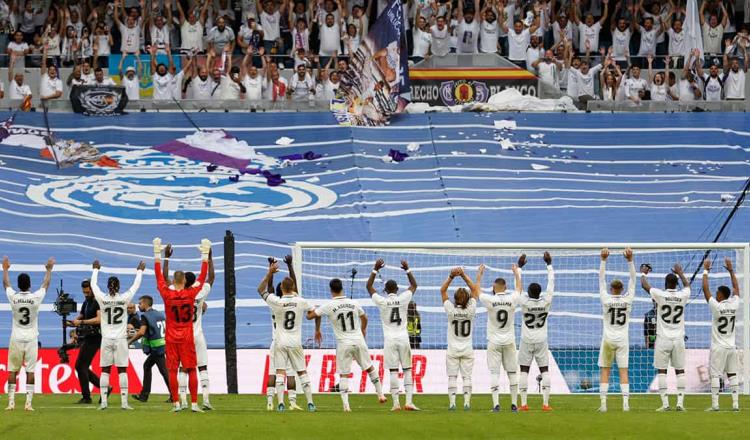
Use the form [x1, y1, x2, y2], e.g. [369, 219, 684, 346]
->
[94, 67, 103, 73]
[107, 276, 120, 293]
[185, 271, 196, 288]
[140, 295, 153, 306]
[717, 285, 731, 299]
[494, 277, 506, 286]
[528, 282, 542, 298]
[329, 278, 343, 294]
[385, 279, 398, 294]
[81, 279, 91, 289]
[665, 273, 679, 289]
[17, 273, 31, 291]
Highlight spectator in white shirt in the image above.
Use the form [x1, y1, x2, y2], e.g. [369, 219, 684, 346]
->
[413, 15, 432, 60]
[700, 1, 728, 55]
[610, 17, 632, 62]
[92, 22, 113, 68]
[572, 0, 609, 54]
[599, 58, 623, 101]
[430, 15, 451, 57]
[525, 36, 544, 74]
[666, 16, 685, 63]
[40, 45, 63, 101]
[6, 31, 31, 68]
[289, 16, 309, 54]
[260, 0, 287, 55]
[478, 3, 499, 54]
[147, 5, 173, 54]
[678, 49, 703, 101]
[265, 64, 288, 102]
[118, 54, 142, 101]
[114, 0, 144, 55]
[647, 54, 675, 101]
[318, 13, 341, 59]
[150, 45, 188, 101]
[176, 0, 209, 54]
[623, 64, 648, 104]
[342, 22, 361, 55]
[92, 67, 116, 86]
[287, 63, 315, 101]
[6, 57, 32, 99]
[722, 40, 748, 100]
[501, 16, 540, 66]
[455, 0, 480, 54]
[207, 16, 236, 55]
[242, 50, 267, 101]
[634, 13, 665, 57]
[534, 48, 563, 91]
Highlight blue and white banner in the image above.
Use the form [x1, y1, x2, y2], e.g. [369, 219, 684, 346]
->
[334, 0, 409, 126]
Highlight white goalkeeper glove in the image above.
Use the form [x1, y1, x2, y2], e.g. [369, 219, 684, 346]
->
[199, 238, 212, 260]
[153, 237, 164, 260]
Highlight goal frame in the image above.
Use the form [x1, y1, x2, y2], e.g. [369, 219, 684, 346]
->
[294, 242, 750, 394]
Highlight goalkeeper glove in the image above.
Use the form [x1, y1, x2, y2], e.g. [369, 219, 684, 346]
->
[199, 238, 212, 259]
[153, 237, 164, 260]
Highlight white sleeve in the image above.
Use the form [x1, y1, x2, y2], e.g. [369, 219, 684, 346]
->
[195, 283, 211, 302]
[627, 261, 636, 296]
[443, 300, 454, 313]
[649, 287, 664, 300]
[400, 290, 414, 303]
[123, 269, 143, 302]
[680, 286, 691, 298]
[545, 265, 555, 298]
[479, 293, 492, 307]
[6, 287, 15, 302]
[313, 305, 324, 317]
[90, 269, 106, 303]
[708, 297, 719, 313]
[599, 260, 607, 299]
[371, 293, 386, 306]
[264, 293, 281, 306]
[356, 303, 366, 316]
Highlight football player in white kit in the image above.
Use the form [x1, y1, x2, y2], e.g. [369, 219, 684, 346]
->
[307, 278, 386, 412]
[3, 256, 54, 411]
[479, 254, 527, 413]
[262, 255, 308, 411]
[258, 261, 317, 412]
[702, 257, 741, 412]
[439, 265, 483, 411]
[162, 244, 216, 410]
[517, 251, 554, 412]
[91, 259, 145, 410]
[597, 247, 636, 412]
[641, 261, 691, 412]
[367, 258, 420, 411]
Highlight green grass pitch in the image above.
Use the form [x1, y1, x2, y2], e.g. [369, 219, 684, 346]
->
[3, 394, 747, 439]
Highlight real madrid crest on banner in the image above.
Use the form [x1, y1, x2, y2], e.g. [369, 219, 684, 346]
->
[70, 85, 129, 116]
[439, 80, 490, 106]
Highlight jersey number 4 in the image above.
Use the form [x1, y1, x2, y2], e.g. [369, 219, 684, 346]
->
[105, 307, 124, 325]
[660, 305, 684, 325]
[390, 308, 402, 326]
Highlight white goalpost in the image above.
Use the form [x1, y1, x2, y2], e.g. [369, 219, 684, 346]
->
[294, 242, 750, 395]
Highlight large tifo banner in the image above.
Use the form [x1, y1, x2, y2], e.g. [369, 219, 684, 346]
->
[333, 0, 409, 126]
[69, 85, 129, 115]
[0, 348, 722, 394]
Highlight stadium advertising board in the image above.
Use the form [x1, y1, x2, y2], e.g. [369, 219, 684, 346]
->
[409, 68, 537, 106]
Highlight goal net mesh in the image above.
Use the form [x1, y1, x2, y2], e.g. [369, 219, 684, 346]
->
[297, 244, 747, 394]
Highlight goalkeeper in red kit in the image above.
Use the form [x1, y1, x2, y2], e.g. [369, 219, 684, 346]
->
[153, 236, 211, 412]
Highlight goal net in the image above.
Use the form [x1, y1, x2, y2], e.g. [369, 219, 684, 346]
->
[294, 242, 750, 394]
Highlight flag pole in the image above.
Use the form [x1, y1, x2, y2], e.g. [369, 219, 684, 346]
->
[42, 102, 62, 169]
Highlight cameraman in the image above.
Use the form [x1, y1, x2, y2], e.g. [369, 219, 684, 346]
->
[69, 279, 103, 404]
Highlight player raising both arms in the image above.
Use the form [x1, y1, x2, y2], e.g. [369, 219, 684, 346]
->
[702, 257, 741, 412]
[516, 251, 554, 412]
[641, 261, 690, 412]
[162, 244, 215, 410]
[263, 256, 304, 411]
[367, 258, 420, 411]
[439, 265, 483, 411]
[307, 278, 386, 412]
[258, 261, 318, 412]
[597, 247, 636, 413]
[3, 256, 54, 412]
[479, 254, 526, 412]
[154, 237, 211, 413]
[91, 259, 145, 410]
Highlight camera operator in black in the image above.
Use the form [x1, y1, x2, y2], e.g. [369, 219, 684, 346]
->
[69, 279, 103, 404]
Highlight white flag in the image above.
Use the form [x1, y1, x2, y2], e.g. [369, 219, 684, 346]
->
[683, 0, 704, 61]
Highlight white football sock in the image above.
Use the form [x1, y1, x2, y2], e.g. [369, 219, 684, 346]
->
[541, 372, 551, 406]
[25, 386, 33, 406]
[266, 381, 275, 405]
[676, 373, 686, 407]
[339, 375, 350, 408]
[368, 369, 384, 396]
[490, 373, 500, 407]
[621, 383, 630, 407]
[448, 376, 457, 406]
[299, 373, 313, 404]
[600, 382, 609, 407]
[7, 383, 15, 406]
[508, 372, 518, 406]
[389, 371, 400, 406]
[658, 373, 668, 407]
[199, 369, 210, 404]
[404, 369, 414, 406]
[275, 376, 285, 406]
[119, 372, 128, 406]
[730, 375, 739, 407]
[100, 373, 110, 406]
[462, 376, 472, 407]
[179, 370, 188, 406]
[711, 377, 720, 408]
[519, 372, 528, 406]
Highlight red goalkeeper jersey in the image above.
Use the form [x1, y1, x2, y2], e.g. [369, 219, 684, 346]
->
[155, 260, 207, 344]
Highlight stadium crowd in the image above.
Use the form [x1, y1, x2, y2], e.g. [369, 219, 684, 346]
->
[0, 0, 748, 102]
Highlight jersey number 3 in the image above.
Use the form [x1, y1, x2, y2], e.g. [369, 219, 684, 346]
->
[18, 307, 31, 325]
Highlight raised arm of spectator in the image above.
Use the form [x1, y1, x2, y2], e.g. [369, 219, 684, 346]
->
[571, 0, 581, 25]
[698, 0, 706, 26]
[114, 0, 123, 28]
[175, 0, 186, 25]
[529, 9, 541, 34]
[719, 2, 728, 28]
[599, 0, 609, 25]
[41, 43, 49, 76]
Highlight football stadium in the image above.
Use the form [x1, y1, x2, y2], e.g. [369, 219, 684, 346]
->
[1, 0, 750, 438]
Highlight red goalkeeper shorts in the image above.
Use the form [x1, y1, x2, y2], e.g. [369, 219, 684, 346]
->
[166, 341, 197, 370]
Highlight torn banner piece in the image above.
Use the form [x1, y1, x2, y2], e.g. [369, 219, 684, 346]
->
[155, 130, 278, 171]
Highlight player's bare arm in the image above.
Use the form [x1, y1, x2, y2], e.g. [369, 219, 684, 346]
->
[725, 258, 740, 296]
[624, 247, 636, 295]
[640, 264, 652, 293]
[366, 259, 385, 296]
[544, 251, 554, 294]
[513, 253, 526, 293]
[266, 257, 276, 294]
[402, 259, 418, 293]
[284, 254, 297, 292]
[2, 256, 11, 289]
[702, 258, 713, 302]
[41, 257, 55, 290]
[258, 262, 280, 296]
[163, 243, 173, 285]
[207, 249, 215, 285]
[440, 267, 461, 302]
[360, 312, 368, 338]
[673, 263, 689, 287]
[599, 248, 609, 294]
[471, 264, 485, 299]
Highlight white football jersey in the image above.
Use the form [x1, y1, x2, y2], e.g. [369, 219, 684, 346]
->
[709, 295, 738, 349]
[6, 287, 47, 343]
[479, 291, 520, 346]
[518, 266, 555, 344]
[92, 269, 142, 339]
[599, 260, 636, 343]
[371, 290, 413, 343]
[192, 283, 211, 336]
[444, 298, 476, 353]
[649, 286, 691, 340]
[263, 293, 311, 347]
[315, 297, 366, 344]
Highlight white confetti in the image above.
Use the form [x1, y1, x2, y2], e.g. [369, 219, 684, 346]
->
[458, 131, 464, 135]
[531, 163, 550, 170]
[406, 142, 420, 152]
[451, 151, 466, 156]
[499, 138, 515, 150]
[209, 176, 220, 184]
[306, 176, 321, 183]
[681, 196, 690, 203]
[164, 175, 176, 181]
[276, 136, 295, 146]
[720, 193, 736, 203]
[381, 155, 393, 163]
[530, 133, 545, 140]
[479, 148, 487, 154]
[494, 120, 517, 130]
